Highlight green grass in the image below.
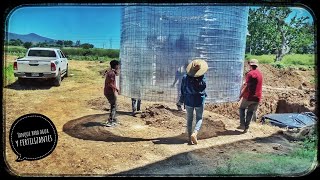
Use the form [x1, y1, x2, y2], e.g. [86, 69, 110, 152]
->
[215, 152, 316, 176]
[245, 54, 275, 64]
[68, 55, 114, 61]
[3, 64, 16, 86]
[214, 136, 317, 176]
[4, 45, 118, 62]
[310, 77, 317, 84]
[281, 54, 315, 66]
[245, 54, 315, 68]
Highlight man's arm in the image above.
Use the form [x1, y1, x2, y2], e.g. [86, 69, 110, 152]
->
[239, 73, 250, 99]
[171, 71, 179, 87]
[106, 73, 119, 93]
[239, 82, 247, 99]
[180, 76, 186, 102]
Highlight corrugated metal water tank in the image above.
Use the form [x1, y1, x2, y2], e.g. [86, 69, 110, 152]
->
[120, 6, 249, 103]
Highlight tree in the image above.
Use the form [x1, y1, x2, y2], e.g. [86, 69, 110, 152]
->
[290, 22, 314, 54]
[75, 40, 81, 47]
[9, 39, 23, 46]
[64, 40, 73, 47]
[80, 43, 94, 49]
[247, 7, 312, 61]
[35, 42, 48, 47]
[23, 42, 33, 49]
[56, 40, 64, 47]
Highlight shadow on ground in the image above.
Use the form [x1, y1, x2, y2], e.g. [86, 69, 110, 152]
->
[62, 113, 306, 176]
[63, 113, 243, 144]
[113, 133, 298, 176]
[5, 79, 54, 90]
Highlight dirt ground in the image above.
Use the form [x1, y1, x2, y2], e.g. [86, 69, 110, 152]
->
[3, 56, 317, 176]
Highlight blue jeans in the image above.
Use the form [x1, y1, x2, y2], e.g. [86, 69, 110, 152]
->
[185, 105, 204, 136]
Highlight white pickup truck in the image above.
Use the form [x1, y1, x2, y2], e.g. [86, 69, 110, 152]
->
[13, 47, 69, 86]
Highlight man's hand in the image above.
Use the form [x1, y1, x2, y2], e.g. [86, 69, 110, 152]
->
[170, 84, 175, 88]
[238, 97, 242, 106]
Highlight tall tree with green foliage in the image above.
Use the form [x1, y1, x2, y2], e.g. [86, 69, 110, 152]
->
[56, 40, 64, 47]
[80, 43, 94, 49]
[9, 39, 23, 46]
[247, 7, 312, 62]
[23, 42, 33, 49]
[64, 40, 73, 47]
[290, 22, 314, 54]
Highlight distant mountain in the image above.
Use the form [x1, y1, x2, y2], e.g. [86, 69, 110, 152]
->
[6, 32, 56, 43]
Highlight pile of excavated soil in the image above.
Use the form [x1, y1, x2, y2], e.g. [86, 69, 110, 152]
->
[87, 97, 108, 111]
[206, 88, 315, 121]
[259, 64, 315, 89]
[139, 104, 227, 139]
[140, 104, 186, 129]
[206, 64, 316, 121]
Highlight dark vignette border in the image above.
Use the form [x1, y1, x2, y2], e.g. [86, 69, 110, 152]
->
[0, 0, 318, 178]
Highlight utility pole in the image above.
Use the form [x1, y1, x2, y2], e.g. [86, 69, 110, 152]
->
[109, 38, 112, 49]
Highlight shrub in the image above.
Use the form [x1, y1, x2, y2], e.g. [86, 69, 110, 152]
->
[245, 54, 275, 64]
[4, 64, 15, 85]
[271, 62, 286, 69]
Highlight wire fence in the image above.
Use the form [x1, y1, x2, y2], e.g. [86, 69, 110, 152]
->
[120, 6, 249, 103]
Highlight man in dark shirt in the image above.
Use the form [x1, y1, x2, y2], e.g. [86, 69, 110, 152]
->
[238, 59, 263, 133]
[104, 60, 120, 127]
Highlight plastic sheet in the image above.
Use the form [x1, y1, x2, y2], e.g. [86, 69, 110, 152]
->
[261, 112, 317, 129]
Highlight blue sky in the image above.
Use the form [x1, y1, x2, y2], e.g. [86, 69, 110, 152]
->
[8, 6, 121, 49]
[7, 5, 314, 49]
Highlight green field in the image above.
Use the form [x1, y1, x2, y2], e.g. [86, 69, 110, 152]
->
[214, 136, 317, 176]
[4, 46, 119, 61]
[245, 54, 315, 68]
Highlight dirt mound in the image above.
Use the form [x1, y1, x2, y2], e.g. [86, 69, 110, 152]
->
[206, 88, 315, 121]
[140, 104, 227, 139]
[140, 104, 186, 129]
[197, 116, 226, 139]
[205, 64, 315, 121]
[259, 64, 315, 89]
[87, 97, 108, 111]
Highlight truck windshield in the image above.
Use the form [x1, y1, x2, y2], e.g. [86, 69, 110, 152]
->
[28, 50, 56, 57]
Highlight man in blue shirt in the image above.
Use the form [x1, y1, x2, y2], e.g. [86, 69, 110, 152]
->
[180, 59, 208, 145]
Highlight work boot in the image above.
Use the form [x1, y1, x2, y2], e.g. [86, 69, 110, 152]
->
[187, 136, 194, 145]
[191, 131, 198, 145]
[236, 125, 245, 130]
[131, 110, 136, 116]
[112, 118, 120, 126]
[105, 119, 113, 127]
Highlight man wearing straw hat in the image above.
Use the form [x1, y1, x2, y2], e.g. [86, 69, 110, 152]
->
[238, 59, 263, 133]
[180, 59, 208, 145]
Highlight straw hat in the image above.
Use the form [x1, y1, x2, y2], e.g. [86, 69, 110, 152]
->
[248, 59, 259, 67]
[186, 59, 208, 77]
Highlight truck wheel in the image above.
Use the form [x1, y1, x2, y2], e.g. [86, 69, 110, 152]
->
[53, 70, 61, 86]
[65, 65, 69, 77]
